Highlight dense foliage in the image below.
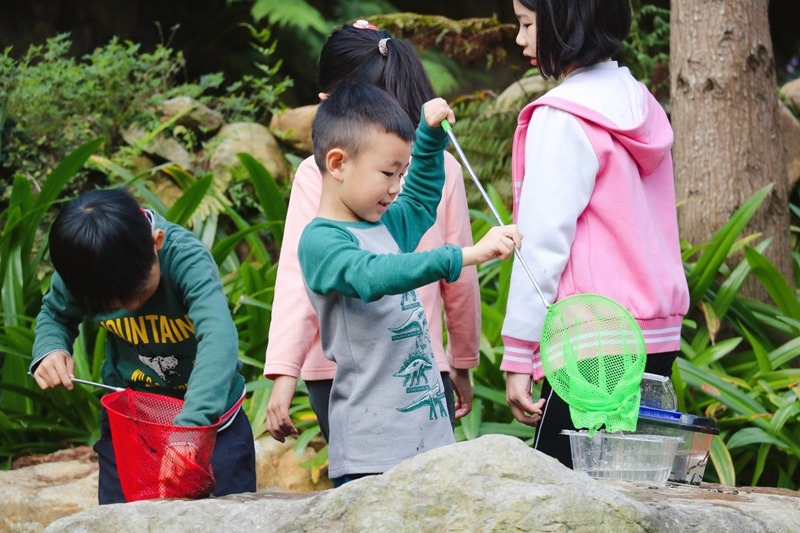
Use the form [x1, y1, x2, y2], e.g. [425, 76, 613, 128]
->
[0, 6, 799, 491]
[0, 29, 291, 200]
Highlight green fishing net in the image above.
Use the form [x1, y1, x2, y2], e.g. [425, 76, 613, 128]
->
[540, 294, 646, 434]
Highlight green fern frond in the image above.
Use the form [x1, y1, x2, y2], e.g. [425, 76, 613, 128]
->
[450, 92, 520, 211]
[250, 0, 331, 35]
[420, 54, 459, 95]
[367, 13, 516, 69]
[334, 0, 397, 22]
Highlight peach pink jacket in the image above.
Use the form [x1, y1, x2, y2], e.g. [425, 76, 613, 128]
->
[264, 152, 480, 381]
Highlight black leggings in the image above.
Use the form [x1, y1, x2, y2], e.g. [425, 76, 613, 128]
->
[307, 371, 456, 443]
[533, 351, 679, 468]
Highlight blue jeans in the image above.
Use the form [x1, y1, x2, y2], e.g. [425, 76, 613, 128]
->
[94, 406, 256, 504]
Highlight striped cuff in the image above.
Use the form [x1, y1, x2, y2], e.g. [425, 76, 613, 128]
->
[501, 336, 546, 382]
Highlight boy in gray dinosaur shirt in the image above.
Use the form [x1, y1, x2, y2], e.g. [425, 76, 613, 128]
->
[297, 83, 522, 486]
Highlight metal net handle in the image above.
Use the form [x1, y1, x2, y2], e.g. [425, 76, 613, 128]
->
[441, 120, 550, 308]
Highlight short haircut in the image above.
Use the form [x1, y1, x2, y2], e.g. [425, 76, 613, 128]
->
[312, 83, 417, 173]
[318, 24, 435, 127]
[48, 188, 156, 315]
[522, 0, 631, 79]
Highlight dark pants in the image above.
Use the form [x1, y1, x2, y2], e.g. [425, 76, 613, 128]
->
[533, 351, 679, 469]
[306, 371, 456, 444]
[94, 407, 257, 504]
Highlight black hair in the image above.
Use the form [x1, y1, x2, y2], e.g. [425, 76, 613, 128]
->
[520, 0, 631, 79]
[318, 24, 435, 127]
[48, 188, 157, 315]
[312, 83, 417, 173]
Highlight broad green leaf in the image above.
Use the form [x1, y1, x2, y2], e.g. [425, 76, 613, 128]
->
[676, 358, 765, 415]
[686, 184, 771, 305]
[473, 384, 508, 406]
[689, 337, 742, 367]
[244, 385, 270, 439]
[697, 301, 720, 343]
[709, 434, 736, 486]
[237, 152, 287, 249]
[165, 174, 213, 225]
[744, 247, 800, 320]
[28, 138, 105, 239]
[739, 326, 771, 374]
[459, 399, 483, 440]
[767, 336, 800, 369]
[769, 402, 800, 434]
[211, 222, 271, 265]
[479, 422, 535, 440]
[714, 239, 771, 316]
[727, 427, 786, 449]
[293, 426, 321, 456]
[220, 203, 271, 266]
[752, 443, 770, 485]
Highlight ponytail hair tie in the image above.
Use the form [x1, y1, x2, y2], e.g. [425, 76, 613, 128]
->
[378, 37, 390, 57]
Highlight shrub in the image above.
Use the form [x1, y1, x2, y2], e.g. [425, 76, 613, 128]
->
[0, 30, 291, 202]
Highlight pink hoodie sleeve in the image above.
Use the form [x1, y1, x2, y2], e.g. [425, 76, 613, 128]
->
[500, 336, 544, 381]
[263, 157, 329, 380]
[439, 153, 480, 369]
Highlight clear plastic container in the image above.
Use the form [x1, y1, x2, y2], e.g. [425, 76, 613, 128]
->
[637, 407, 719, 484]
[562, 430, 682, 484]
[639, 372, 678, 411]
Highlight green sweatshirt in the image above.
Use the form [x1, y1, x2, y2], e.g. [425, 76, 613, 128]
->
[31, 212, 245, 427]
[298, 119, 463, 478]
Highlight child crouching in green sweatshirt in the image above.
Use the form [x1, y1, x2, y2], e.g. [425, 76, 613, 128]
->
[31, 187, 255, 503]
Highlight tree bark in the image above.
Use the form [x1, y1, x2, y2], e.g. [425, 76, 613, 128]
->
[670, 0, 791, 295]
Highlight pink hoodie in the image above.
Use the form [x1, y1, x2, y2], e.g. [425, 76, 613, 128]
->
[264, 152, 480, 381]
[501, 63, 689, 381]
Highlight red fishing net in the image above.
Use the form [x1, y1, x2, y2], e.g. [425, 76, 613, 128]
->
[101, 389, 220, 501]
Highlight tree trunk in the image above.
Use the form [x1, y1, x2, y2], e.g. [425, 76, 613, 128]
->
[670, 0, 791, 296]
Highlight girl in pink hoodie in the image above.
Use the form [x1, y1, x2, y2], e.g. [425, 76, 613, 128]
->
[503, 0, 690, 467]
[264, 22, 480, 444]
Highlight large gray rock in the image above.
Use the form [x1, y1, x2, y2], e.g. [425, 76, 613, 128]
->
[0, 436, 327, 532]
[43, 435, 800, 532]
[0, 449, 98, 532]
[207, 122, 291, 182]
[778, 100, 800, 186]
[158, 96, 224, 134]
[781, 78, 800, 109]
[120, 123, 194, 170]
[269, 104, 318, 158]
[493, 76, 558, 113]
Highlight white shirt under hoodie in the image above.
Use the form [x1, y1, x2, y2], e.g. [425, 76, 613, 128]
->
[501, 61, 690, 381]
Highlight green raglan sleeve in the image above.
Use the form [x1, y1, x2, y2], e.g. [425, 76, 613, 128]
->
[165, 227, 244, 427]
[383, 117, 449, 252]
[299, 220, 463, 303]
[30, 273, 84, 373]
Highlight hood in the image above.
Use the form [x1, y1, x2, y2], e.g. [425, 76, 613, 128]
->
[531, 63, 674, 178]
[535, 93, 674, 178]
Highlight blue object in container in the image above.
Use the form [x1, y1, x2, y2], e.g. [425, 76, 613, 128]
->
[638, 406, 682, 422]
[637, 407, 719, 484]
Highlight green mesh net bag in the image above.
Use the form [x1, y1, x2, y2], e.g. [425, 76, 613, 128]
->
[438, 123, 647, 434]
[540, 294, 647, 434]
